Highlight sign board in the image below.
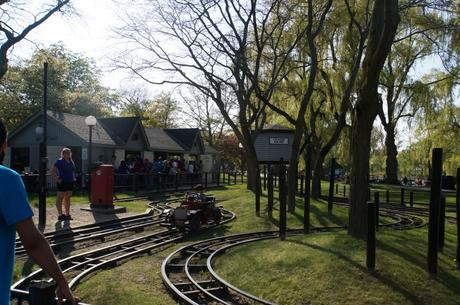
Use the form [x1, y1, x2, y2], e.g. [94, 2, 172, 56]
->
[82, 148, 87, 161]
[254, 128, 294, 163]
[269, 137, 289, 145]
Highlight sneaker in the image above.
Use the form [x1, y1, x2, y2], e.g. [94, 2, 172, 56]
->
[65, 214, 73, 221]
[58, 214, 66, 221]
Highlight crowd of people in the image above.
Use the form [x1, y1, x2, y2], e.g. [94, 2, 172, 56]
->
[116, 156, 201, 176]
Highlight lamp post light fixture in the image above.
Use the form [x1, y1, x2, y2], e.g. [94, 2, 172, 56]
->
[85, 115, 97, 197]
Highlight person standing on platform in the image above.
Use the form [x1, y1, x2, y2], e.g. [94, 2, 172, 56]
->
[51, 148, 76, 221]
[0, 119, 77, 305]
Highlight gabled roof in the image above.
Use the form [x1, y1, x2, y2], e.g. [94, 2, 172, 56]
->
[98, 117, 140, 143]
[47, 111, 118, 146]
[261, 124, 294, 133]
[144, 128, 185, 153]
[164, 128, 201, 151]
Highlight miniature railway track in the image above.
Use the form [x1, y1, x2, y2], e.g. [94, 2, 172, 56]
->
[161, 209, 425, 305]
[11, 208, 235, 301]
[14, 198, 182, 255]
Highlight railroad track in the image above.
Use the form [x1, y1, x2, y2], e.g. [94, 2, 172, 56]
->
[11, 208, 236, 303]
[161, 210, 425, 305]
[14, 198, 182, 255]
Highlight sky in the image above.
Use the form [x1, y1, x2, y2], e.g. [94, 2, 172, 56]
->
[12, 0, 132, 90]
[8, 0, 458, 150]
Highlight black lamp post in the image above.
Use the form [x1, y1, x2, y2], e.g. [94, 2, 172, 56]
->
[85, 115, 96, 198]
[37, 62, 48, 229]
[35, 126, 46, 228]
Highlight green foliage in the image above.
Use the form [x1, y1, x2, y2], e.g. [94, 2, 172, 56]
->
[119, 90, 179, 128]
[399, 104, 460, 176]
[0, 44, 116, 130]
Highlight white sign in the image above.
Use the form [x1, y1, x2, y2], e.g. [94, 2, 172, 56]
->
[269, 137, 289, 145]
[82, 148, 88, 160]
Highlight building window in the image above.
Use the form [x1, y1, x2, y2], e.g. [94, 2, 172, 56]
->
[11, 147, 30, 173]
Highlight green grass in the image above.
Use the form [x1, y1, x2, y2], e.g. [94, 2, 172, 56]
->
[329, 181, 457, 206]
[27, 191, 153, 213]
[14, 182, 460, 305]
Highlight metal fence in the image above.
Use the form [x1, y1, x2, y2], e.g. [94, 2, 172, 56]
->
[20, 171, 238, 194]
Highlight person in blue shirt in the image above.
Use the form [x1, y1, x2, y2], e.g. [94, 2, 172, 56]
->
[0, 119, 76, 305]
[51, 148, 76, 221]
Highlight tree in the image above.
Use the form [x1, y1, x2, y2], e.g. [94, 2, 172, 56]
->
[377, 1, 457, 184]
[179, 87, 232, 146]
[118, 89, 179, 128]
[0, 0, 72, 79]
[113, 0, 311, 191]
[147, 92, 179, 128]
[306, 0, 367, 199]
[398, 104, 459, 177]
[348, 0, 400, 237]
[0, 44, 116, 129]
[118, 87, 151, 117]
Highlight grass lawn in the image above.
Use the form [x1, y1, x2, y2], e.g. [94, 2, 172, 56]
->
[15, 182, 460, 305]
[28, 191, 154, 213]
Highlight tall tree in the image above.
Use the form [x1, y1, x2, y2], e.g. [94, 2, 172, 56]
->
[0, 0, 72, 79]
[113, 0, 311, 190]
[148, 92, 179, 128]
[179, 87, 232, 146]
[118, 89, 179, 128]
[348, 0, 400, 237]
[307, 0, 367, 199]
[0, 44, 116, 129]
[377, 1, 457, 184]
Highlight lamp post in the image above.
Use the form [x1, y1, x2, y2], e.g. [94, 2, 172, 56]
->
[35, 126, 46, 228]
[85, 115, 97, 198]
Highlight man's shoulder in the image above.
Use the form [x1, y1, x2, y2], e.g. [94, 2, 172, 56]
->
[0, 165, 20, 179]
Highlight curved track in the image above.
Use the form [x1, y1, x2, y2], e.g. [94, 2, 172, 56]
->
[161, 209, 425, 305]
[11, 203, 235, 300]
[14, 198, 179, 255]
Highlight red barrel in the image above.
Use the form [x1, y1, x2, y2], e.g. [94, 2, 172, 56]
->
[90, 164, 114, 208]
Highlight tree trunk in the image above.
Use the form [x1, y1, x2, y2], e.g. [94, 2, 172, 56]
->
[245, 149, 259, 191]
[348, 92, 377, 238]
[311, 153, 325, 199]
[348, 0, 399, 238]
[384, 127, 399, 184]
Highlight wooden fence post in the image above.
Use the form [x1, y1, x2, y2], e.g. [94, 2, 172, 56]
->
[367, 199, 376, 272]
[428, 148, 442, 275]
[279, 161, 287, 240]
[268, 164, 274, 219]
[456, 167, 460, 269]
[328, 158, 336, 215]
[304, 144, 312, 234]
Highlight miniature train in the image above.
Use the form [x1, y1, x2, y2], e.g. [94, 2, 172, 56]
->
[161, 186, 222, 231]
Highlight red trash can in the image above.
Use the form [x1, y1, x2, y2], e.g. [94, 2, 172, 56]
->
[90, 164, 114, 208]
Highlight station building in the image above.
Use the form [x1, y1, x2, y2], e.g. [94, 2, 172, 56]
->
[6, 111, 219, 174]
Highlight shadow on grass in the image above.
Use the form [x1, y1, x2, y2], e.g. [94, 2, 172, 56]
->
[377, 233, 460, 295]
[290, 238, 422, 305]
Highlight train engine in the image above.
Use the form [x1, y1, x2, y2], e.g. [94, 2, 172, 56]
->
[162, 186, 222, 231]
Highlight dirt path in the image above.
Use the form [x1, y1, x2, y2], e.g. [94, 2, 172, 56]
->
[31, 204, 139, 233]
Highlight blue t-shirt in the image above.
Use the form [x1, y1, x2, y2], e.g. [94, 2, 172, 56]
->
[54, 158, 75, 183]
[0, 165, 33, 304]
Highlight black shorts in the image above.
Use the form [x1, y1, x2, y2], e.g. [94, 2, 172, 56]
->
[57, 181, 74, 192]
